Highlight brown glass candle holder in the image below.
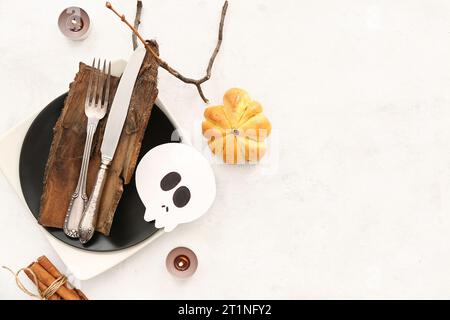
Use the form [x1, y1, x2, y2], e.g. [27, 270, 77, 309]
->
[166, 247, 198, 278]
[58, 7, 91, 40]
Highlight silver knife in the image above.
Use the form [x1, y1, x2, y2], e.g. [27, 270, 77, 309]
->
[78, 47, 146, 244]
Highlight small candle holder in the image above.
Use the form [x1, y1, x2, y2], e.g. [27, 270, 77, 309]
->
[166, 247, 198, 278]
[58, 7, 91, 40]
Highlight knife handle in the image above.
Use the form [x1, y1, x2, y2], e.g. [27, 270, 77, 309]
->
[78, 158, 111, 244]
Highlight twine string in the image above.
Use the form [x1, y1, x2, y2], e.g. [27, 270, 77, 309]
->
[2, 266, 67, 300]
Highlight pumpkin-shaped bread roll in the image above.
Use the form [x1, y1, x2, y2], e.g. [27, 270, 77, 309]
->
[202, 88, 271, 164]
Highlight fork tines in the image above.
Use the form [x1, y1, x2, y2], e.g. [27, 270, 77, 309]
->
[86, 58, 111, 110]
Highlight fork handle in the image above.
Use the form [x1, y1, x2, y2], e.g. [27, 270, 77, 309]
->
[63, 121, 97, 238]
[78, 157, 111, 244]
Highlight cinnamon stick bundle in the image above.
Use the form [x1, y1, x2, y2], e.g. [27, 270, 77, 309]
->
[25, 255, 87, 300]
[38, 41, 159, 235]
[24, 269, 61, 300]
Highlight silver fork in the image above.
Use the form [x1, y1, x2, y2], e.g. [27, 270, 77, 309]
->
[63, 59, 111, 238]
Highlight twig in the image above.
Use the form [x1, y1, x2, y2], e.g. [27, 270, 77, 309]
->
[132, 1, 143, 50]
[106, 1, 229, 103]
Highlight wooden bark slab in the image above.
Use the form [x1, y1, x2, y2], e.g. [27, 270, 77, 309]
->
[38, 41, 159, 235]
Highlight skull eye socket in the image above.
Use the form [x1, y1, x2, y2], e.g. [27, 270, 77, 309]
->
[173, 186, 191, 208]
[160, 172, 181, 191]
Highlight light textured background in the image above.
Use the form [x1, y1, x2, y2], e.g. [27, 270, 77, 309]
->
[2, 0, 450, 299]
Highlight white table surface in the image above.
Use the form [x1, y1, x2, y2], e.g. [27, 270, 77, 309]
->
[2, 0, 450, 299]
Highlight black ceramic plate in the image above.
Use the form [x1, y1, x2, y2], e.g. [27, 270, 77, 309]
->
[19, 93, 179, 252]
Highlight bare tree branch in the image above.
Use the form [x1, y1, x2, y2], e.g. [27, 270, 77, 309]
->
[132, 1, 143, 50]
[106, 1, 229, 103]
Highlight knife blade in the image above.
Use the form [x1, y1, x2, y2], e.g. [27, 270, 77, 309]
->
[78, 48, 146, 244]
[101, 47, 146, 160]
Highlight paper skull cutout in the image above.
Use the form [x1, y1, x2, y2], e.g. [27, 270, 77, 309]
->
[135, 143, 216, 232]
